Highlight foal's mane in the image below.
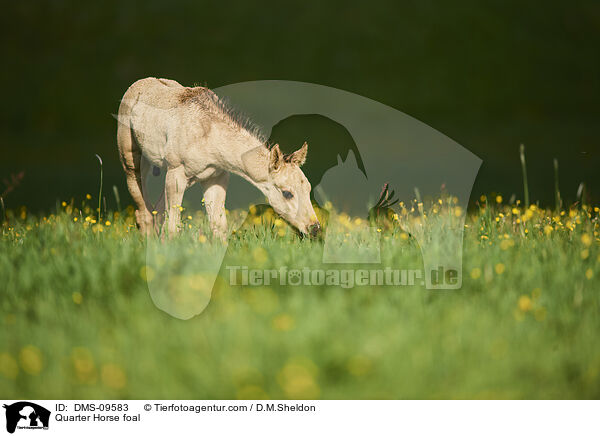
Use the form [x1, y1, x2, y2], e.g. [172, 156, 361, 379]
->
[179, 86, 268, 145]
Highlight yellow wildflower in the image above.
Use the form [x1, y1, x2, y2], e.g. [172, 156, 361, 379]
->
[518, 295, 532, 312]
[470, 268, 481, 279]
[140, 266, 155, 282]
[277, 358, 319, 399]
[252, 247, 268, 264]
[71, 347, 96, 384]
[101, 363, 127, 390]
[19, 345, 43, 375]
[524, 209, 534, 220]
[272, 314, 295, 331]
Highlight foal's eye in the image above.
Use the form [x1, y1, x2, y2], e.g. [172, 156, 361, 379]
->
[282, 190, 294, 200]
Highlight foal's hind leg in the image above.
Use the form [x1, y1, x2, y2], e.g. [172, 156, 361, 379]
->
[117, 124, 154, 235]
[126, 161, 154, 236]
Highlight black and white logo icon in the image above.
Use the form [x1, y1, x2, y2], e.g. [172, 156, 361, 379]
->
[3, 402, 50, 434]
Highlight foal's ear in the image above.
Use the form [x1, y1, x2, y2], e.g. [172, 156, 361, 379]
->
[269, 144, 284, 172]
[289, 142, 308, 166]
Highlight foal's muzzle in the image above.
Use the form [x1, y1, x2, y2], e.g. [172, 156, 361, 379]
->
[308, 222, 321, 238]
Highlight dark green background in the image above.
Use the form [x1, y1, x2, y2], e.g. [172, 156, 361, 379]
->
[1, 0, 599, 211]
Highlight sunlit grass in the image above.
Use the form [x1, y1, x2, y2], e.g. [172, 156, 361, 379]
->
[0, 194, 599, 399]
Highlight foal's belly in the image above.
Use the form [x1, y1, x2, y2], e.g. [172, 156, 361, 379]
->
[192, 165, 221, 182]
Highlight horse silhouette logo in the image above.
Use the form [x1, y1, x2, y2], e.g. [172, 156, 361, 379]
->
[132, 80, 481, 319]
[3, 402, 50, 434]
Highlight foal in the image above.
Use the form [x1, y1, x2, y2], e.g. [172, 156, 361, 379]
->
[117, 77, 320, 238]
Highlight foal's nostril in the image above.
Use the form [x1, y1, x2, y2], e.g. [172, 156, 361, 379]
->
[309, 222, 321, 237]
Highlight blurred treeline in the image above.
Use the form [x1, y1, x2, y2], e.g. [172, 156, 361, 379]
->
[1, 0, 599, 211]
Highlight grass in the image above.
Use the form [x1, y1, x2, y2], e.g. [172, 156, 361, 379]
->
[0, 195, 599, 399]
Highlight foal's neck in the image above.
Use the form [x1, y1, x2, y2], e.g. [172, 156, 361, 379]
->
[216, 131, 270, 193]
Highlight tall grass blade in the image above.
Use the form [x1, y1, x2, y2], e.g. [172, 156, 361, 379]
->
[113, 185, 122, 211]
[553, 158, 561, 213]
[95, 154, 103, 223]
[576, 182, 585, 207]
[519, 144, 529, 209]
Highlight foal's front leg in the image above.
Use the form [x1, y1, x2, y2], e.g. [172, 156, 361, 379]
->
[201, 171, 229, 240]
[164, 166, 187, 237]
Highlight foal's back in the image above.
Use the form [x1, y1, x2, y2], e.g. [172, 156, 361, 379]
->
[119, 78, 214, 165]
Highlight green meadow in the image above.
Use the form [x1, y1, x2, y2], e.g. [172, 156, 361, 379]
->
[0, 195, 598, 399]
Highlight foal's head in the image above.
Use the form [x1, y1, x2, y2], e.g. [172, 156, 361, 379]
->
[260, 143, 321, 237]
